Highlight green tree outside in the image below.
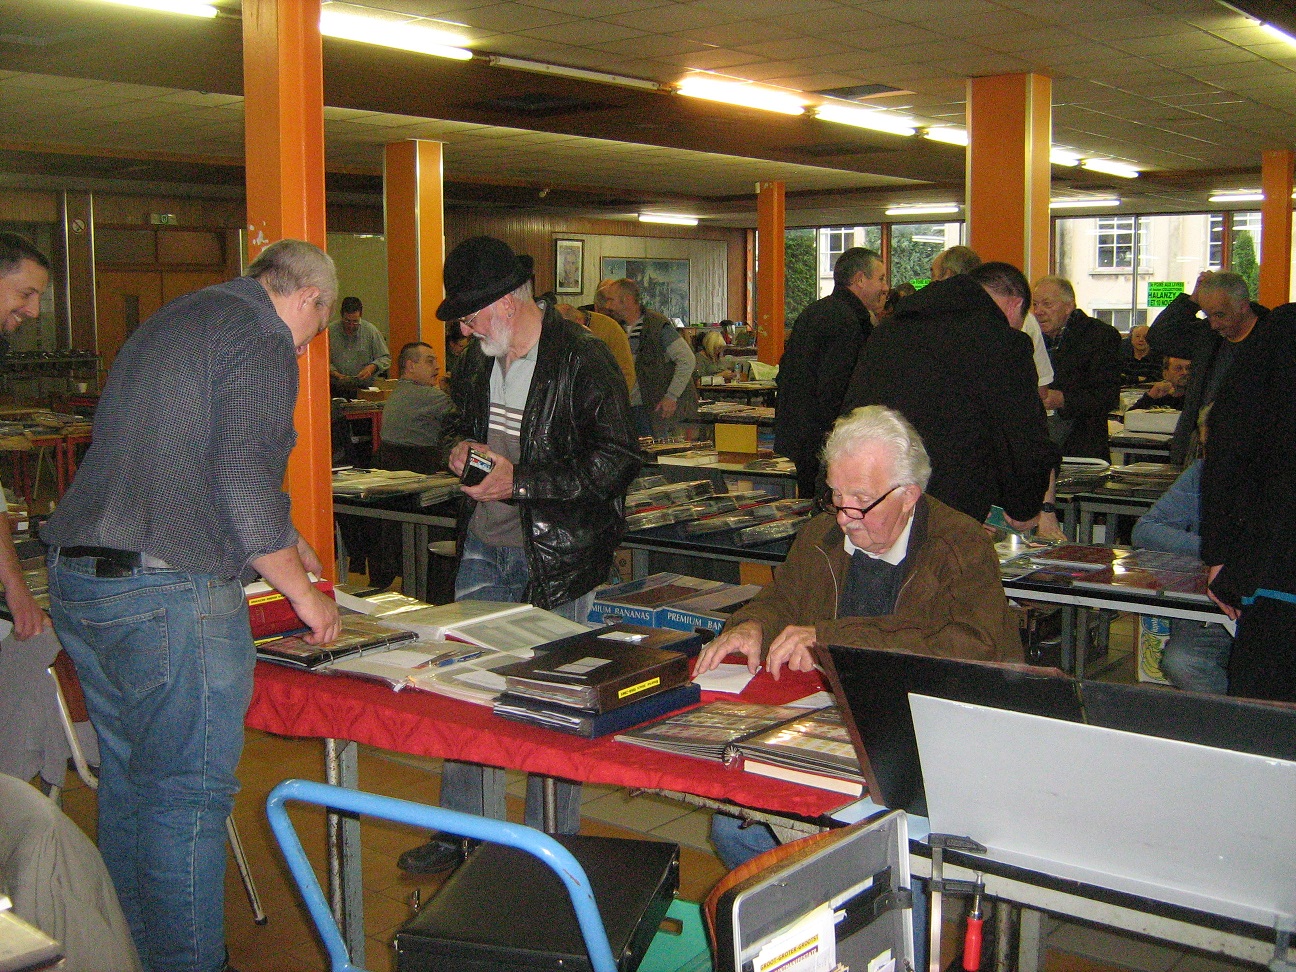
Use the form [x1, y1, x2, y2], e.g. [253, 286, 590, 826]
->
[1231, 230, 1260, 300]
[785, 228, 817, 327]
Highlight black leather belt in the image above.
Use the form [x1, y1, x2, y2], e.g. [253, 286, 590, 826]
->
[59, 546, 147, 577]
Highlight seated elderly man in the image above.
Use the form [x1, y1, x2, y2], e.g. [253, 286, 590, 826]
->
[697, 404, 1022, 683]
[695, 404, 1022, 867]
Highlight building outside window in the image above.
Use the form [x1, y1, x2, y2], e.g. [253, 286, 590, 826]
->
[816, 225, 881, 297]
[889, 222, 963, 287]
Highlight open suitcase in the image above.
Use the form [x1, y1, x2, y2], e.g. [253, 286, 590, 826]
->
[711, 810, 914, 972]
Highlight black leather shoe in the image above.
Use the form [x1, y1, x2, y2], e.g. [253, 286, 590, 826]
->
[397, 834, 470, 875]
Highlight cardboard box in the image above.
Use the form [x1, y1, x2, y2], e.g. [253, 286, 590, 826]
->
[714, 422, 758, 454]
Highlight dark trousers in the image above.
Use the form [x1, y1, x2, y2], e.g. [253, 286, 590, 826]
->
[1228, 596, 1296, 703]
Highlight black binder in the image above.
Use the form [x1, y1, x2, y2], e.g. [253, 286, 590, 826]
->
[395, 834, 679, 972]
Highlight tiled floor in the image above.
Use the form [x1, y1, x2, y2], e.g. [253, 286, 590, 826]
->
[47, 611, 1263, 972]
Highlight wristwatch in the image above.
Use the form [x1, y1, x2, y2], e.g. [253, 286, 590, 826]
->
[1040, 502, 1058, 514]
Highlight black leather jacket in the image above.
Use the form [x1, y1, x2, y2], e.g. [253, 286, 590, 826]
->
[445, 303, 641, 609]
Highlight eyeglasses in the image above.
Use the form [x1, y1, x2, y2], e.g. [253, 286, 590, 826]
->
[452, 309, 482, 330]
[820, 484, 901, 520]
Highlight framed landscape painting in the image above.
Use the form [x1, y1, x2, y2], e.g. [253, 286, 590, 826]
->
[599, 257, 690, 323]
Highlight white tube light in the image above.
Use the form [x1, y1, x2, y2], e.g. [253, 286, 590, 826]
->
[639, 213, 699, 226]
[1080, 158, 1141, 178]
[1208, 191, 1265, 203]
[884, 204, 961, 216]
[93, 0, 217, 15]
[1050, 197, 1121, 209]
[489, 56, 663, 92]
[1261, 22, 1296, 46]
[1050, 147, 1082, 167]
[320, 5, 473, 60]
[924, 127, 969, 146]
[815, 103, 916, 136]
[676, 76, 808, 116]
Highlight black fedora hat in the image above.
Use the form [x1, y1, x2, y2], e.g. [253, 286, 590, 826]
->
[436, 236, 534, 322]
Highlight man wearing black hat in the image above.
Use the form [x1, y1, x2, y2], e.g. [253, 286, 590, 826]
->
[398, 236, 640, 874]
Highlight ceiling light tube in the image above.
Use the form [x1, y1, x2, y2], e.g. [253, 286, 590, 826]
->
[489, 56, 663, 91]
[639, 213, 699, 226]
[1261, 22, 1296, 46]
[924, 127, 969, 146]
[676, 75, 808, 116]
[1050, 197, 1121, 209]
[884, 204, 961, 216]
[320, 6, 473, 60]
[815, 102, 916, 136]
[1050, 147, 1081, 167]
[94, 0, 217, 15]
[1208, 191, 1265, 203]
[1080, 158, 1141, 178]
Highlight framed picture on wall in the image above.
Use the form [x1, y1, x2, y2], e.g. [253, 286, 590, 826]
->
[600, 257, 691, 324]
[554, 238, 584, 294]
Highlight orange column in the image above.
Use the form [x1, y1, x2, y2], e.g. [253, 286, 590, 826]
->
[242, 0, 334, 578]
[384, 140, 446, 373]
[1259, 149, 1294, 308]
[967, 74, 1052, 283]
[756, 181, 785, 365]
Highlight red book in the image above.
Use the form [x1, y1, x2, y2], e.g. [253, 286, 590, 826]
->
[246, 578, 335, 639]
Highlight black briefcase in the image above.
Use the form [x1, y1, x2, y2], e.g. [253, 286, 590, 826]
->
[394, 834, 680, 972]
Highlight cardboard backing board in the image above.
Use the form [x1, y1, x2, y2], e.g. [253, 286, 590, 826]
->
[818, 646, 1081, 814]
[910, 695, 1296, 929]
[1080, 680, 1296, 763]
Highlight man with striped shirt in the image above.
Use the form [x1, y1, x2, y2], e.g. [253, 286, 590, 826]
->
[398, 236, 640, 874]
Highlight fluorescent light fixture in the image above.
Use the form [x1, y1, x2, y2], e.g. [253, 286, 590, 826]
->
[815, 102, 916, 136]
[1208, 190, 1265, 203]
[639, 213, 699, 226]
[94, 0, 217, 15]
[1261, 22, 1296, 45]
[1050, 147, 1082, 167]
[489, 56, 662, 92]
[1050, 197, 1121, 209]
[676, 75, 808, 115]
[924, 127, 968, 146]
[1080, 158, 1141, 178]
[885, 204, 961, 216]
[320, 4, 472, 60]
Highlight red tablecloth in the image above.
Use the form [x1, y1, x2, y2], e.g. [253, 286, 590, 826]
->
[247, 661, 852, 820]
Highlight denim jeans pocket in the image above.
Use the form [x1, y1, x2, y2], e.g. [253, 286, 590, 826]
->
[201, 576, 245, 619]
[81, 607, 172, 696]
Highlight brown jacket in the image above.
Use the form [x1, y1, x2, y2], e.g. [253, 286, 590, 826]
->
[726, 496, 1023, 662]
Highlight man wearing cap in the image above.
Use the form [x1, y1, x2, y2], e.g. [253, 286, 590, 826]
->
[398, 236, 640, 874]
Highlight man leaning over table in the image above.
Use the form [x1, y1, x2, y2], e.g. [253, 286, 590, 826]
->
[396, 236, 640, 875]
[694, 405, 1023, 868]
[42, 239, 341, 972]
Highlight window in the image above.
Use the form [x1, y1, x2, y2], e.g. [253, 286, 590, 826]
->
[1208, 215, 1224, 269]
[889, 222, 963, 286]
[816, 225, 881, 297]
[1093, 308, 1147, 332]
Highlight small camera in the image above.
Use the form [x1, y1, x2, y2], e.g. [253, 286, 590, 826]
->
[461, 447, 494, 487]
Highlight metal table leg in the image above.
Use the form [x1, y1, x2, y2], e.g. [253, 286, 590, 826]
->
[324, 738, 365, 969]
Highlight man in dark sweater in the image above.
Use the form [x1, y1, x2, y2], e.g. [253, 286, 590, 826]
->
[840, 261, 1060, 531]
[1033, 275, 1122, 460]
[774, 247, 887, 498]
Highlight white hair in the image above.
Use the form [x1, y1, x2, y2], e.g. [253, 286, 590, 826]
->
[822, 405, 932, 489]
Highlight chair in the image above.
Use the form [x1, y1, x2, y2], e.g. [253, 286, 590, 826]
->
[266, 779, 620, 972]
[46, 650, 267, 925]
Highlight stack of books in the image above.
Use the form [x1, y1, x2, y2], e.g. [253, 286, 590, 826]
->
[491, 624, 704, 737]
[1009, 544, 1211, 600]
[590, 572, 762, 635]
[614, 700, 807, 761]
[726, 707, 864, 796]
[255, 615, 418, 671]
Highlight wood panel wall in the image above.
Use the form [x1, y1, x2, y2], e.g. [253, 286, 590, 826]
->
[445, 210, 748, 322]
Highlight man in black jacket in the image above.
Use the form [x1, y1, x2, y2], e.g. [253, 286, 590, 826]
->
[1032, 275, 1122, 460]
[1150, 272, 1267, 465]
[840, 261, 1060, 529]
[398, 236, 640, 873]
[1201, 303, 1296, 702]
[775, 247, 887, 498]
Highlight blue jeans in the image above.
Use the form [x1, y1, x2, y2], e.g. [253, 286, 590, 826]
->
[442, 536, 593, 833]
[1163, 618, 1233, 694]
[48, 551, 253, 972]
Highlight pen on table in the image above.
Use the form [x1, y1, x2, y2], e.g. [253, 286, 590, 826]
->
[428, 649, 485, 668]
